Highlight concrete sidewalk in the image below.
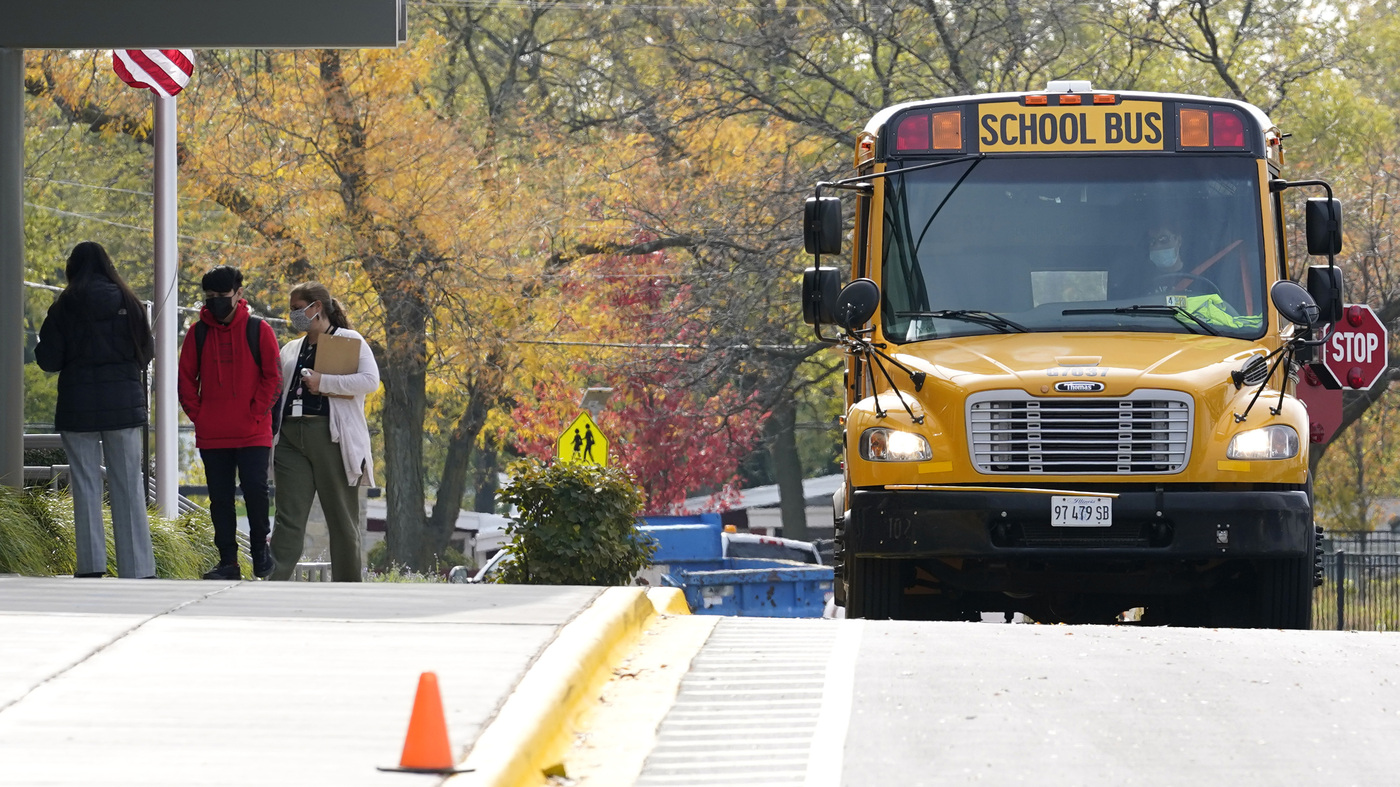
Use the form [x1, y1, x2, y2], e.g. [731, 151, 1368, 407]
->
[0, 576, 656, 787]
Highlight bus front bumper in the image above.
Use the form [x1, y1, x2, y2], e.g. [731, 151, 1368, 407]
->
[847, 487, 1311, 560]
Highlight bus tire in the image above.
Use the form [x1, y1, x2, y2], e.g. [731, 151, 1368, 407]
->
[1256, 553, 1314, 630]
[833, 489, 847, 608]
[846, 557, 904, 620]
[1256, 475, 1316, 629]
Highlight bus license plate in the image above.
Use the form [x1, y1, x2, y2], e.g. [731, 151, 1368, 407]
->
[1051, 496, 1112, 527]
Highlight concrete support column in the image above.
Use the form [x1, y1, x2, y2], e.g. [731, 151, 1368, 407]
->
[0, 50, 24, 488]
[152, 94, 178, 517]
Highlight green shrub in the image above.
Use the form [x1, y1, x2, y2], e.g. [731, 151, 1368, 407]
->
[367, 539, 389, 572]
[366, 563, 444, 583]
[0, 487, 57, 575]
[0, 487, 218, 578]
[24, 490, 77, 575]
[495, 459, 653, 586]
[151, 509, 222, 579]
[365, 540, 463, 580]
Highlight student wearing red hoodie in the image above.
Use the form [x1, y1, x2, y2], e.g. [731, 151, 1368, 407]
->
[178, 266, 283, 579]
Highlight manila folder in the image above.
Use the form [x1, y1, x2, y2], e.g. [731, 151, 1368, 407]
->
[313, 333, 362, 375]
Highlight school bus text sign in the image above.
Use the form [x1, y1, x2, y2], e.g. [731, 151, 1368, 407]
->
[977, 101, 1165, 153]
[556, 411, 609, 466]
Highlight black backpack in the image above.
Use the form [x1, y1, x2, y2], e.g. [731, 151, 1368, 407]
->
[194, 317, 282, 433]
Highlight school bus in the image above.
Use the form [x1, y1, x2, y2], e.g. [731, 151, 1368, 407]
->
[802, 81, 1345, 628]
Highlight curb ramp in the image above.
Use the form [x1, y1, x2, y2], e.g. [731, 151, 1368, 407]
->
[452, 587, 688, 787]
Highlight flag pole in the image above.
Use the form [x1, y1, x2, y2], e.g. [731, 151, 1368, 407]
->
[152, 92, 178, 518]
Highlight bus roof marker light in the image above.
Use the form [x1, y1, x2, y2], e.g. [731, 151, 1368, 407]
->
[1026, 95, 1049, 106]
[895, 113, 930, 152]
[1059, 95, 1082, 105]
[931, 110, 962, 150]
[1212, 111, 1245, 147]
[855, 132, 876, 166]
[1180, 108, 1210, 147]
[1093, 94, 1116, 104]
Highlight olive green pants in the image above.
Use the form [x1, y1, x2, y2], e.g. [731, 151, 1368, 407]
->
[270, 417, 362, 582]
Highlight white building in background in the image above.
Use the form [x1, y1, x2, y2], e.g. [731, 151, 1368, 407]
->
[682, 474, 842, 538]
[364, 499, 509, 567]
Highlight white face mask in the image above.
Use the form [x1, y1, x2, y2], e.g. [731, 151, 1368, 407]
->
[1150, 247, 1179, 270]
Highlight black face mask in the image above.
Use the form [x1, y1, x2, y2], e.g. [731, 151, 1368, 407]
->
[206, 296, 235, 321]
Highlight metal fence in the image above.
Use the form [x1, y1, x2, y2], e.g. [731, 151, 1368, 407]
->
[1325, 532, 1400, 555]
[1315, 550, 1400, 631]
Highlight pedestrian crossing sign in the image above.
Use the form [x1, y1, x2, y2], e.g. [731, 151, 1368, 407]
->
[556, 411, 609, 466]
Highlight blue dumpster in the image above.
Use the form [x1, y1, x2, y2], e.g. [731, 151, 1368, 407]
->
[639, 517, 834, 617]
[667, 561, 834, 618]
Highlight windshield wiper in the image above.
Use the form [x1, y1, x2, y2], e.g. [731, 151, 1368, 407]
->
[1061, 305, 1221, 336]
[897, 309, 1029, 333]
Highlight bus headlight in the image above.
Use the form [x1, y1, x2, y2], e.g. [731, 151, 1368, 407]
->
[860, 428, 933, 461]
[1227, 425, 1299, 460]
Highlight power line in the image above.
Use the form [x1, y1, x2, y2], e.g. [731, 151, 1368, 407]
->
[25, 176, 228, 208]
[24, 280, 289, 325]
[412, 0, 821, 10]
[26, 176, 154, 197]
[508, 338, 805, 350]
[24, 202, 265, 250]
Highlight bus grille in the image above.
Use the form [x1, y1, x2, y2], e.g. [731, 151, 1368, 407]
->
[967, 390, 1192, 475]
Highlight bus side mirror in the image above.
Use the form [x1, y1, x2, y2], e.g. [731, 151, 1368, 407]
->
[804, 197, 843, 255]
[1306, 265, 1344, 325]
[833, 278, 880, 331]
[1270, 280, 1320, 327]
[1305, 197, 1342, 256]
[802, 267, 843, 325]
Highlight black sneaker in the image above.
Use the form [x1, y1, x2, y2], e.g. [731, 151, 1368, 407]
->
[252, 550, 275, 579]
[202, 562, 242, 580]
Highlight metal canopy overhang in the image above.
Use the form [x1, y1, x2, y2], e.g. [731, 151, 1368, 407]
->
[1, 0, 406, 49]
[1, 0, 403, 490]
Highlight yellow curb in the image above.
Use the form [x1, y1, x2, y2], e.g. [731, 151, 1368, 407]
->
[455, 586, 689, 786]
[648, 587, 690, 616]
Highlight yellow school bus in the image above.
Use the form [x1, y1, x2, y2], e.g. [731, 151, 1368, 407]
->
[802, 80, 1345, 628]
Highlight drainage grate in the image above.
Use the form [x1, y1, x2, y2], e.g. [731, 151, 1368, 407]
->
[634, 618, 838, 787]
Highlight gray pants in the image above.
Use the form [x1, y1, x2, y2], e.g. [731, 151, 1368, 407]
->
[61, 427, 156, 578]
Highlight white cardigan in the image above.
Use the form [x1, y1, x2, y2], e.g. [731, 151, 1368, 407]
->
[276, 328, 380, 487]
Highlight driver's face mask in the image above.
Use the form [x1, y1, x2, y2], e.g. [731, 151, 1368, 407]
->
[1148, 231, 1180, 270]
[1150, 246, 1180, 270]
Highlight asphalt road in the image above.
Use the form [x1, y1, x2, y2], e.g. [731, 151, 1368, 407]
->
[631, 618, 1400, 787]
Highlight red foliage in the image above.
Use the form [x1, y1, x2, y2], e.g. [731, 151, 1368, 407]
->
[506, 247, 766, 514]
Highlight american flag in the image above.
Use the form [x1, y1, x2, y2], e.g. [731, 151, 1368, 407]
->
[112, 50, 195, 99]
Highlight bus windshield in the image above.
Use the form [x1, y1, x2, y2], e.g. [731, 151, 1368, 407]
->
[881, 156, 1268, 342]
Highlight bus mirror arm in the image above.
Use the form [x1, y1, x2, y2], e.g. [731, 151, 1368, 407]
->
[835, 277, 927, 423]
[1232, 328, 1325, 423]
[1270, 178, 1343, 266]
[842, 332, 926, 424]
[804, 157, 985, 346]
[1232, 341, 1295, 423]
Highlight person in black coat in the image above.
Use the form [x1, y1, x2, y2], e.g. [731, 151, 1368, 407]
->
[35, 242, 157, 578]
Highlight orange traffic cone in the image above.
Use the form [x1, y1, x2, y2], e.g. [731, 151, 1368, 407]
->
[378, 672, 473, 774]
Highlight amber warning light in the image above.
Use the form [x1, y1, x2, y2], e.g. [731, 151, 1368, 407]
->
[894, 109, 964, 153]
[1179, 107, 1247, 148]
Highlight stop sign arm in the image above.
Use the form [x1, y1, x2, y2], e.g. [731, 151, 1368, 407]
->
[1314, 304, 1389, 391]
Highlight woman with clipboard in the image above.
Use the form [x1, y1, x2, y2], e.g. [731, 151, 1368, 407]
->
[268, 282, 380, 581]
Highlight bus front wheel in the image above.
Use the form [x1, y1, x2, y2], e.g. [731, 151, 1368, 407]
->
[845, 557, 906, 620]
